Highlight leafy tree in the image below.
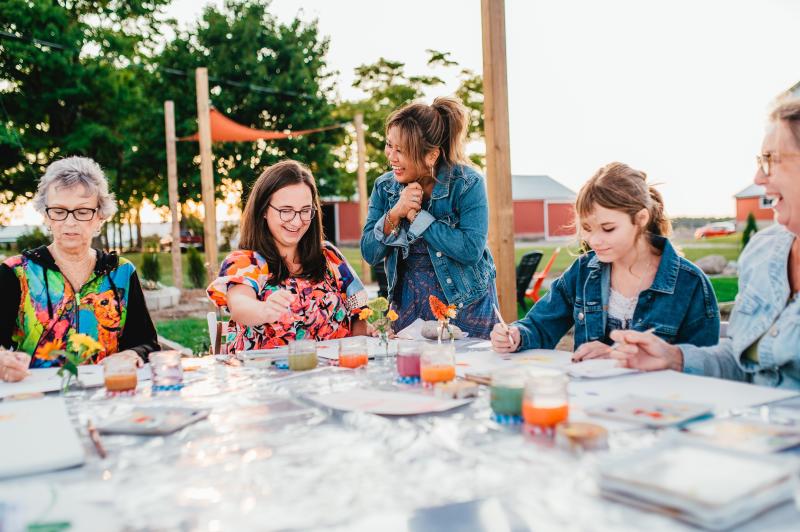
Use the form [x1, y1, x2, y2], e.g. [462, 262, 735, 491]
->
[0, 0, 171, 206]
[336, 50, 484, 195]
[16, 226, 49, 251]
[187, 246, 206, 288]
[132, 0, 345, 208]
[742, 212, 758, 249]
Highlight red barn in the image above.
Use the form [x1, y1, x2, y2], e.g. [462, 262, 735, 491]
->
[734, 184, 774, 229]
[323, 174, 577, 245]
[511, 174, 576, 240]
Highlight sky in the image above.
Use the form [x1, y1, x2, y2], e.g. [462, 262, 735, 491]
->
[10, 0, 799, 224]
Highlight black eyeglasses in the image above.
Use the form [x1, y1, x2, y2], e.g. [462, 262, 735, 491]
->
[268, 204, 316, 223]
[45, 207, 99, 221]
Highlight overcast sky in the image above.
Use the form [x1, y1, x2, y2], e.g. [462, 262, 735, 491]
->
[165, 0, 798, 216]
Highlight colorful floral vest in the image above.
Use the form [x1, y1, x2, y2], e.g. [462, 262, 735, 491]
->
[4, 247, 134, 367]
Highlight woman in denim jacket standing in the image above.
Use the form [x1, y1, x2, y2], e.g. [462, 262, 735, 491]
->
[491, 162, 719, 355]
[612, 99, 800, 389]
[360, 96, 498, 339]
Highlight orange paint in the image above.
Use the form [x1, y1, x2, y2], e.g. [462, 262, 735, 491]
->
[421, 365, 456, 384]
[339, 353, 368, 368]
[104, 373, 138, 392]
[522, 401, 568, 427]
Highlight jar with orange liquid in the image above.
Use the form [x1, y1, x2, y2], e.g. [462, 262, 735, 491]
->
[103, 356, 138, 396]
[522, 369, 569, 429]
[420, 343, 456, 385]
[338, 337, 369, 369]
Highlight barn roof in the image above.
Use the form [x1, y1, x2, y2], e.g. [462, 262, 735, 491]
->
[734, 184, 765, 199]
[511, 174, 576, 201]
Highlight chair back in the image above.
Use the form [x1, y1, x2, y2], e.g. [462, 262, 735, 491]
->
[515, 251, 543, 309]
[207, 311, 228, 355]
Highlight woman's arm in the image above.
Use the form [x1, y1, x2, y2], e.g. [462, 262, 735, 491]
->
[0, 264, 20, 349]
[118, 273, 161, 361]
[407, 177, 488, 266]
[361, 178, 408, 265]
[226, 285, 295, 327]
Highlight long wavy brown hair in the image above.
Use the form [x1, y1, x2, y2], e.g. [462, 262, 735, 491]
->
[238, 160, 326, 284]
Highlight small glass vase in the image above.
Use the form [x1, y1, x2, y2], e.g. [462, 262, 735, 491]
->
[378, 330, 390, 358]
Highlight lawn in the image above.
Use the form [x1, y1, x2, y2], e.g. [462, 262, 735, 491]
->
[156, 317, 209, 355]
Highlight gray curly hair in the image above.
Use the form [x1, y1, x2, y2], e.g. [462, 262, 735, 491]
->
[33, 156, 117, 219]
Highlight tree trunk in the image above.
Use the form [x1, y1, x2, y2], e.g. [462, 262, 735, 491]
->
[134, 207, 143, 251]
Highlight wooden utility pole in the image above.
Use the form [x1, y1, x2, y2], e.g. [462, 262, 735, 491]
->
[164, 101, 183, 289]
[481, 0, 516, 321]
[354, 113, 372, 283]
[195, 67, 218, 283]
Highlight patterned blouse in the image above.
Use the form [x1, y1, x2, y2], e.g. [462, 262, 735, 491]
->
[207, 243, 368, 353]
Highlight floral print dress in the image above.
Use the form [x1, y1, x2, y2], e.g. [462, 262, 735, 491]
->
[207, 243, 368, 353]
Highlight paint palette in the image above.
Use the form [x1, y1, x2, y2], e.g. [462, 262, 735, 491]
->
[585, 395, 712, 427]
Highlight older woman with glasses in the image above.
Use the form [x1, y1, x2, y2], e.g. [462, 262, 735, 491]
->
[611, 98, 800, 389]
[207, 160, 368, 352]
[0, 156, 160, 382]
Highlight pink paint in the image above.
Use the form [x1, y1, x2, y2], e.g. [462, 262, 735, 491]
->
[396, 353, 421, 377]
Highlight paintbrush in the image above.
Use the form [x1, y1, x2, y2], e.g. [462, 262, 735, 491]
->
[492, 304, 515, 346]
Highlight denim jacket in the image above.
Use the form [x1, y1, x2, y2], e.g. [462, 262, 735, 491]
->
[360, 164, 495, 307]
[514, 236, 720, 351]
[681, 224, 800, 389]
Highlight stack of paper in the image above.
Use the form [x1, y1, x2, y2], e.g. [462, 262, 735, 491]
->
[598, 440, 798, 530]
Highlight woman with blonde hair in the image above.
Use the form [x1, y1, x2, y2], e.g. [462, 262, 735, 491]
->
[491, 162, 719, 356]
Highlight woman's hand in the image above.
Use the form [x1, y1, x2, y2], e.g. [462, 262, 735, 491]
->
[609, 329, 684, 371]
[572, 341, 612, 362]
[103, 349, 144, 368]
[490, 324, 521, 353]
[391, 182, 423, 221]
[0, 351, 30, 382]
[261, 289, 297, 324]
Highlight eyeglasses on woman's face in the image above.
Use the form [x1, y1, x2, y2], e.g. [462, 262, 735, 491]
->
[756, 151, 800, 177]
[268, 204, 316, 223]
[45, 206, 99, 222]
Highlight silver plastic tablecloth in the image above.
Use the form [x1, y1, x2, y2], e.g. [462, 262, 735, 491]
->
[3, 356, 800, 531]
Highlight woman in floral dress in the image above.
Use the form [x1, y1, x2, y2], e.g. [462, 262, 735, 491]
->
[207, 160, 368, 353]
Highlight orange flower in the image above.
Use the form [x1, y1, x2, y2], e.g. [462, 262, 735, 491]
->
[38, 339, 64, 361]
[387, 309, 398, 321]
[358, 308, 373, 320]
[429, 295, 455, 321]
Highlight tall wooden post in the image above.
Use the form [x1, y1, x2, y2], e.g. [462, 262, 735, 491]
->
[354, 113, 372, 283]
[195, 67, 218, 283]
[481, 0, 516, 321]
[164, 101, 183, 289]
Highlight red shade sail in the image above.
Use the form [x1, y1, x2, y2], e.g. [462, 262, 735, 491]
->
[180, 108, 345, 142]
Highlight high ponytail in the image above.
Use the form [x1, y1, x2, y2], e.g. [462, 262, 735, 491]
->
[385, 95, 472, 176]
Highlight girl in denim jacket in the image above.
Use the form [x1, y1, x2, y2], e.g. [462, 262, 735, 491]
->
[612, 99, 800, 389]
[491, 162, 719, 355]
[360, 97, 498, 339]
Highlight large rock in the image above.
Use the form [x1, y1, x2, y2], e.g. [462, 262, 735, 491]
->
[143, 286, 181, 310]
[695, 255, 728, 275]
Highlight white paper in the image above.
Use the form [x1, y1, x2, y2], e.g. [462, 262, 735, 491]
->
[307, 389, 472, 416]
[454, 349, 574, 378]
[0, 365, 151, 399]
[567, 358, 639, 379]
[569, 370, 798, 411]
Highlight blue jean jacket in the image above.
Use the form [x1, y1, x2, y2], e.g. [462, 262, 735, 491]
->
[360, 164, 496, 308]
[514, 236, 720, 351]
[681, 224, 800, 389]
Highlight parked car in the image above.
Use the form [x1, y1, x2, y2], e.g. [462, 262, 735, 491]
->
[160, 230, 204, 252]
[694, 221, 736, 239]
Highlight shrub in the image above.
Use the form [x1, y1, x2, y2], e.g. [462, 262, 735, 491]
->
[220, 221, 238, 252]
[142, 235, 161, 252]
[742, 212, 758, 249]
[16, 227, 50, 251]
[187, 247, 206, 288]
[141, 252, 161, 284]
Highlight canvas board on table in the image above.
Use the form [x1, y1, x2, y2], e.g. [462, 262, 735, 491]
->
[0, 365, 151, 399]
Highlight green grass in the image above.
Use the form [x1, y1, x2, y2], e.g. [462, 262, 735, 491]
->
[156, 317, 209, 355]
[709, 276, 738, 303]
[123, 252, 209, 288]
